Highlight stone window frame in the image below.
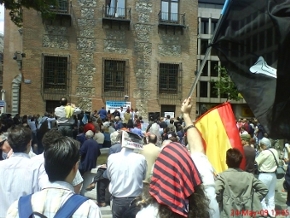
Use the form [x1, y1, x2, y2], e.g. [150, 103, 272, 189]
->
[160, 0, 180, 23]
[157, 62, 182, 99]
[105, 0, 127, 18]
[41, 53, 71, 99]
[102, 58, 129, 99]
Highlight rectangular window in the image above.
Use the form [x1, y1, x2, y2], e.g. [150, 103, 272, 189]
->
[211, 19, 218, 34]
[210, 81, 218, 98]
[201, 18, 208, 34]
[199, 81, 208, 97]
[104, 60, 126, 92]
[106, 0, 126, 17]
[161, 0, 179, 22]
[159, 63, 179, 94]
[43, 56, 67, 90]
[201, 61, 208, 76]
[200, 39, 208, 55]
[50, 0, 69, 13]
[210, 61, 219, 77]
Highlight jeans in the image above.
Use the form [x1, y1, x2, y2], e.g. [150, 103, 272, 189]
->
[258, 172, 277, 217]
[97, 178, 110, 203]
[112, 196, 135, 218]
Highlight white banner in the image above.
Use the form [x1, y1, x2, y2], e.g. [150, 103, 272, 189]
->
[106, 101, 131, 112]
[164, 112, 175, 119]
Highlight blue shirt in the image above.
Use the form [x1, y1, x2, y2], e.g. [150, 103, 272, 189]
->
[0, 153, 40, 217]
[80, 139, 101, 173]
[98, 109, 107, 120]
[131, 127, 142, 137]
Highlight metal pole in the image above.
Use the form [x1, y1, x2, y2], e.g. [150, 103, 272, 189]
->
[187, 46, 213, 98]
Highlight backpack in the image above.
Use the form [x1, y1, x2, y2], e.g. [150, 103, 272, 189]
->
[18, 194, 88, 218]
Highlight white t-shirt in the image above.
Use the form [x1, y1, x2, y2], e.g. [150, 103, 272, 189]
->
[136, 203, 159, 218]
[191, 152, 220, 218]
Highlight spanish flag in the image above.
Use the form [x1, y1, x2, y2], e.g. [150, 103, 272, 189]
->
[195, 102, 245, 173]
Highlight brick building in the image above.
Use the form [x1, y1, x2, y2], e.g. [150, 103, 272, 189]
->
[196, 0, 252, 118]
[3, 0, 198, 119]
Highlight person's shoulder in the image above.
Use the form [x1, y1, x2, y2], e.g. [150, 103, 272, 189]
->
[30, 154, 44, 166]
[81, 199, 100, 209]
[0, 158, 8, 166]
[75, 199, 102, 218]
[136, 203, 159, 218]
[244, 145, 256, 152]
[6, 199, 19, 217]
[134, 152, 147, 161]
[108, 151, 120, 158]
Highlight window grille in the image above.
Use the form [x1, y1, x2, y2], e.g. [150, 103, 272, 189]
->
[159, 63, 179, 94]
[104, 60, 125, 92]
[44, 56, 67, 90]
[102, 59, 129, 100]
[41, 54, 70, 100]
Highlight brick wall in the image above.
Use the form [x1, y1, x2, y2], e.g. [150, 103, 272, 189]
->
[3, 0, 198, 119]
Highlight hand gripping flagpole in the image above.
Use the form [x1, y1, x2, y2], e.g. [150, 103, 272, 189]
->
[188, 0, 231, 98]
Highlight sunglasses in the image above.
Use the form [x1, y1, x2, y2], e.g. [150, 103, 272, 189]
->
[0, 139, 6, 147]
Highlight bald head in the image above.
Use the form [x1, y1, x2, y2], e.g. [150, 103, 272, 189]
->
[148, 134, 157, 144]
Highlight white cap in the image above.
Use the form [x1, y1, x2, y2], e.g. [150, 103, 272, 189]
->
[260, 137, 271, 148]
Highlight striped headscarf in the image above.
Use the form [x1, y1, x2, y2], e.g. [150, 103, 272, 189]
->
[149, 142, 202, 217]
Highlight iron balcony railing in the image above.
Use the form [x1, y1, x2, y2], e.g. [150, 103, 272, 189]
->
[102, 5, 131, 20]
[158, 11, 185, 26]
[49, 0, 70, 15]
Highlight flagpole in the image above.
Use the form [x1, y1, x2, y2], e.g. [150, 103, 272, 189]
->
[188, 0, 231, 98]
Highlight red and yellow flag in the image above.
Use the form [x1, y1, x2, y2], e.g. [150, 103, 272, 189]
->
[195, 102, 245, 174]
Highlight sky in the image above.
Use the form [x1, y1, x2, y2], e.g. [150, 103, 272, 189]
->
[0, 5, 4, 34]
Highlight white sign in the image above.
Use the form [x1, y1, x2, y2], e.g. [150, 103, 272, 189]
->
[121, 131, 143, 150]
[164, 112, 175, 119]
[106, 101, 131, 112]
[0, 100, 5, 107]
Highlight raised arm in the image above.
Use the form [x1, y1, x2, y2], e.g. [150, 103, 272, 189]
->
[181, 97, 204, 154]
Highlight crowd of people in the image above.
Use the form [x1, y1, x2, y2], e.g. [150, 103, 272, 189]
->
[0, 97, 290, 218]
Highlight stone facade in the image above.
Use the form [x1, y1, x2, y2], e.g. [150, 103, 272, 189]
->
[3, 0, 198, 118]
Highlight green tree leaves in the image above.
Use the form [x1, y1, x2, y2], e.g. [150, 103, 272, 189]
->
[212, 65, 243, 101]
[0, 0, 58, 27]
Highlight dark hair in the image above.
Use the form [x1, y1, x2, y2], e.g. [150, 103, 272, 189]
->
[95, 125, 100, 132]
[148, 134, 157, 144]
[7, 125, 32, 152]
[60, 97, 67, 106]
[42, 129, 63, 151]
[137, 185, 209, 218]
[226, 148, 243, 168]
[127, 119, 134, 128]
[22, 115, 28, 124]
[170, 119, 174, 124]
[44, 137, 80, 182]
